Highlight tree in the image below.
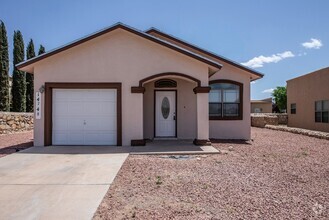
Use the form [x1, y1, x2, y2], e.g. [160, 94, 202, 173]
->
[25, 39, 35, 112]
[272, 86, 287, 112]
[12, 31, 26, 112]
[0, 21, 10, 111]
[38, 45, 45, 55]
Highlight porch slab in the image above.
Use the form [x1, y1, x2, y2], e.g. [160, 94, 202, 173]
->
[130, 140, 219, 155]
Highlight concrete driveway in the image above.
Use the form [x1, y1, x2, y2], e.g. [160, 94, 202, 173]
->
[0, 146, 129, 220]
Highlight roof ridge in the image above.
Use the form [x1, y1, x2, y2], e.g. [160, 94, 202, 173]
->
[16, 23, 222, 71]
[145, 27, 264, 79]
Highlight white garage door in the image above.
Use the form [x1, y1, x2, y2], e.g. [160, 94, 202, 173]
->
[52, 89, 117, 145]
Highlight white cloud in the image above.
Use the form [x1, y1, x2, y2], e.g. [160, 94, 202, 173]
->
[298, 52, 307, 56]
[262, 88, 274, 93]
[251, 81, 256, 84]
[241, 51, 295, 68]
[302, 38, 322, 49]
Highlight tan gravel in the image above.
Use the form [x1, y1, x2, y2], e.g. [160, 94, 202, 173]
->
[94, 127, 329, 220]
[0, 131, 33, 158]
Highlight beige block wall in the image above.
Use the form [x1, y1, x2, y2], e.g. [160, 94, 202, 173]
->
[143, 78, 197, 139]
[287, 67, 329, 132]
[32, 29, 210, 146]
[209, 65, 251, 140]
[251, 102, 272, 113]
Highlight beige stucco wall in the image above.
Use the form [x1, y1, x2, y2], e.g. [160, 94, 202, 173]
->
[287, 67, 329, 132]
[150, 32, 253, 140]
[32, 29, 210, 146]
[251, 102, 272, 113]
[209, 65, 251, 140]
[143, 78, 197, 139]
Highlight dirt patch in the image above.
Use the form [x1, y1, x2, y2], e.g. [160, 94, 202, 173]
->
[0, 131, 33, 158]
[94, 128, 329, 219]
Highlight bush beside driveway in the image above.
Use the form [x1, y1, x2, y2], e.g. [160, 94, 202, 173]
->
[94, 127, 329, 219]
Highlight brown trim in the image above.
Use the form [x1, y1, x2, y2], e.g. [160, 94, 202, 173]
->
[139, 72, 201, 87]
[17, 23, 222, 71]
[193, 86, 211, 94]
[154, 90, 177, 138]
[131, 139, 146, 146]
[146, 28, 263, 79]
[193, 139, 212, 146]
[44, 82, 122, 146]
[44, 85, 53, 146]
[131, 86, 145, 93]
[209, 79, 243, 120]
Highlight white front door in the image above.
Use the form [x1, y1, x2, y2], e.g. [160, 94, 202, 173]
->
[155, 91, 176, 137]
[52, 89, 117, 145]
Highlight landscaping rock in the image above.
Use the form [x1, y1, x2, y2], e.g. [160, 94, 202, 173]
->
[265, 124, 329, 140]
[0, 112, 33, 134]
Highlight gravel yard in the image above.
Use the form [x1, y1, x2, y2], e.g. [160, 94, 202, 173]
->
[94, 127, 329, 219]
[0, 131, 33, 158]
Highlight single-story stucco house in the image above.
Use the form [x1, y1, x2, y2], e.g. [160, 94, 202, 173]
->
[17, 23, 263, 147]
[287, 67, 329, 132]
[251, 98, 273, 113]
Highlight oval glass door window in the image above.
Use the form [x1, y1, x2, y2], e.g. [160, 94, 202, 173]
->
[161, 97, 170, 119]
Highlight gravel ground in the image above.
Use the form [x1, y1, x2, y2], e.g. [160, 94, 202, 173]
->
[0, 131, 33, 158]
[94, 127, 329, 220]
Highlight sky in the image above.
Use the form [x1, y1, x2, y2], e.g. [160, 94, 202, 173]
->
[1, 0, 328, 99]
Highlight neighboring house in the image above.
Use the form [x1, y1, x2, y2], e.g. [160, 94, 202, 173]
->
[17, 23, 263, 147]
[287, 67, 329, 132]
[251, 98, 272, 113]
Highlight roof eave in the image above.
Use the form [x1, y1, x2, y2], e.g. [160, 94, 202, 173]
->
[146, 28, 264, 80]
[16, 23, 222, 72]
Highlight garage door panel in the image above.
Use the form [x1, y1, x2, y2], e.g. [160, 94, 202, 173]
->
[99, 102, 116, 115]
[84, 102, 102, 115]
[67, 118, 85, 130]
[53, 90, 68, 101]
[53, 102, 68, 116]
[84, 132, 116, 145]
[52, 132, 68, 145]
[68, 102, 85, 115]
[69, 91, 85, 101]
[68, 132, 85, 145]
[53, 118, 69, 131]
[99, 90, 116, 101]
[83, 101, 116, 115]
[52, 89, 117, 145]
[84, 117, 116, 131]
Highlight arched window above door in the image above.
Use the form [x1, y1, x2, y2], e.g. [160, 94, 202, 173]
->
[155, 79, 177, 88]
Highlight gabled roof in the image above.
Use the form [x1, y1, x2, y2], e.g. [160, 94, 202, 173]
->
[16, 23, 222, 72]
[145, 27, 264, 79]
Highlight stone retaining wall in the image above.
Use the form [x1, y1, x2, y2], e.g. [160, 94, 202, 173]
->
[251, 113, 288, 128]
[0, 112, 34, 134]
[266, 125, 329, 140]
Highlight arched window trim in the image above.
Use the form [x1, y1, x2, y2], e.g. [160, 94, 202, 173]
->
[155, 79, 177, 88]
[209, 79, 243, 120]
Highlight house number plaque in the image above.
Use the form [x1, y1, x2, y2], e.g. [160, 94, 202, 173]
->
[36, 92, 41, 119]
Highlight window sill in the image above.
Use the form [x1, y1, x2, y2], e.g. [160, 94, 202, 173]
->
[209, 116, 243, 120]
